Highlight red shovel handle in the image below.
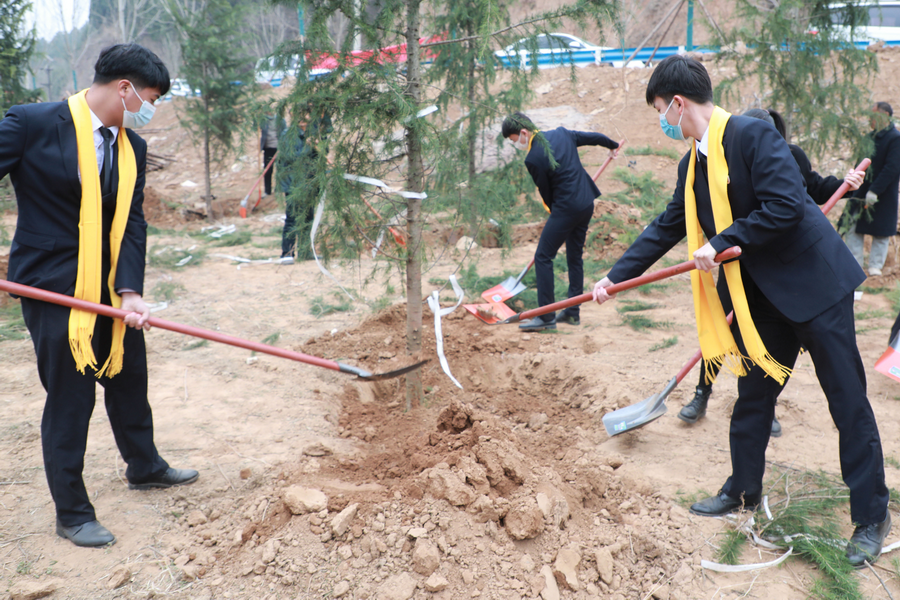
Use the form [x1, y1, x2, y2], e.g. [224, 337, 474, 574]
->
[506, 246, 741, 323]
[590, 139, 626, 182]
[820, 157, 871, 214]
[0, 279, 357, 375]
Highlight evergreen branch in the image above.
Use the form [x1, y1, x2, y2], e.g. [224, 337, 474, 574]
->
[421, 15, 550, 48]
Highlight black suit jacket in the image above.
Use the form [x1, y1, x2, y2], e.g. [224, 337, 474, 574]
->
[608, 115, 864, 324]
[846, 123, 900, 237]
[525, 127, 618, 216]
[1, 101, 148, 297]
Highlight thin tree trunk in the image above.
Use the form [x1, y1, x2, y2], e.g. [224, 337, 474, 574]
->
[404, 0, 424, 410]
[466, 36, 478, 236]
[204, 97, 213, 219]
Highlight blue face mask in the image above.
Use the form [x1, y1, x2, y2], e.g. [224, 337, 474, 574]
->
[659, 99, 685, 142]
[121, 82, 156, 129]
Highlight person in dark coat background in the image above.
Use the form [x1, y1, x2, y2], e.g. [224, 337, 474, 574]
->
[501, 112, 619, 330]
[679, 107, 865, 435]
[841, 102, 900, 277]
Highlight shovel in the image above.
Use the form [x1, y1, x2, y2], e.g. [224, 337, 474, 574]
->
[239, 151, 279, 218]
[480, 258, 534, 304]
[0, 280, 427, 382]
[609, 157, 873, 435]
[500, 246, 742, 325]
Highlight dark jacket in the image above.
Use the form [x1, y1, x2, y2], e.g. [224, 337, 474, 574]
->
[608, 115, 864, 324]
[846, 123, 900, 237]
[1, 101, 148, 297]
[524, 127, 618, 216]
[789, 144, 844, 205]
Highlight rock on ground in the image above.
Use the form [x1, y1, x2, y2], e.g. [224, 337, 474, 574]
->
[8, 581, 58, 600]
[539, 565, 560, 600]
[283, 486, 328, 514]
[424, 573, 449, 592]
[411, 539, 441, 576]
[331, 503, 359, 537]
[377, 572, 417, 600]
[107, 565, 131, 589]
[505, 497, 545, 540]
[595, 547, 614, 584]
[553, 547, 581, 591]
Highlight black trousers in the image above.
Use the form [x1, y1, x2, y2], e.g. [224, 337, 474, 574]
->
[719, 286, 888, 525]
[280, 173, 318, 259]
[534, 205, 593, 322]
[21, 297, 168, 527]
[263, 147, 278, 195]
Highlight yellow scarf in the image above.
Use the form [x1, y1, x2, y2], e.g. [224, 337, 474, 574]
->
[66, 89, 137, 378]
[685, 107, 791, 385]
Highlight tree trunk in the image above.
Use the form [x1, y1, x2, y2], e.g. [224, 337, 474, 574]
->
[466, 36, 478, 236]
[204, 96, 214, 219]
[404, 0, 424, 410]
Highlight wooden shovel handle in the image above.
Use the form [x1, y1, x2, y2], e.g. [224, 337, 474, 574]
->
[590, 139, 626, 182]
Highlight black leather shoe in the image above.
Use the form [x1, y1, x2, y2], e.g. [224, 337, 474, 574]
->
[847, 512, 892, 568]
[128, 467, 199, 490]
[518, 317, 556, 331]
[678, 386, 711, 424]
[56, 519, 116, 547]
[555, 313, 580, 326]
[770, 417, 782, 438]
[690, 489, 760, 517]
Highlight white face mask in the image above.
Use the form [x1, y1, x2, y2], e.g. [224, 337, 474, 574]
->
[511, 131, 529, 152]
[121, 81, 156, 129]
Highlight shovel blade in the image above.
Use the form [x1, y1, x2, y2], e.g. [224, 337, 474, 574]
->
[357, 359, 430, 381]
[463, 301, 517, 325]
[481, 280, 527, 303]
[602, 377, 676, 436]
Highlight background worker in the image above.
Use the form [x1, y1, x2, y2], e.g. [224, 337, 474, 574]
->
[260, 112, 286, 197]
[0, 43, 198, 548]
[840, 101, 900, 277]
[501, 111, 619, 330]
[278, 108, 332, 264]
[592, 55, 890, 568]
[680, 107, 865, 435]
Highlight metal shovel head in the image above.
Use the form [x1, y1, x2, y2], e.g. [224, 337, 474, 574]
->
[602, 376, 676, 436]
[463, 301, 517, 325]
[481, 280, 528, 304]
[353, 359, 430, 381]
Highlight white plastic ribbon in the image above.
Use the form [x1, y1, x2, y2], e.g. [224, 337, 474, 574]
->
[372, 228, 386, 258]
[311, 191, 356, 302]
[343, 173, 428, 199]
[426, 275, 465, 389]
[701, 547, 793, 573]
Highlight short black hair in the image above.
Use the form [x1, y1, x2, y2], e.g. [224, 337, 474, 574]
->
[93, 43, 170, 96]
[742, 108, 789, 140]
[645, 55, 713, 106]
[876, 101, 893, 117]
[501, 111, 536, 138]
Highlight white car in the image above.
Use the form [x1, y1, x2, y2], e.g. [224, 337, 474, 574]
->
[494, 33, 610, 69]
[168, 78, 200, 97]
[255, 55, 301, 86]
[826, 2, 900, 42]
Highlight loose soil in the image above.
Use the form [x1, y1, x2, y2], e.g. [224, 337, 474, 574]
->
[5, 52, 900, 600]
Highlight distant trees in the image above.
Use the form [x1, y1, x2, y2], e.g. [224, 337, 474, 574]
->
[274, 0, 616, 407]
[171, 0, 254, 218]
[0, 0, 41, 112]
[715, 0, 877, 161]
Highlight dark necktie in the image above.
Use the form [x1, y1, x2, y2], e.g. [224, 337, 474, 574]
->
[698, 151, 708, 180]
[100, 127, 113, 196]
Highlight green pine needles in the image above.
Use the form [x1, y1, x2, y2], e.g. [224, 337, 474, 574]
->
[715, 466, 865, 599]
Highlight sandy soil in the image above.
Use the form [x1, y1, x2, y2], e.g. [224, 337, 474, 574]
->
[4, 51, 900, 600]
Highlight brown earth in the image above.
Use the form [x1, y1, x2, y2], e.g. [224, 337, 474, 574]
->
[4, 51, 900, 600]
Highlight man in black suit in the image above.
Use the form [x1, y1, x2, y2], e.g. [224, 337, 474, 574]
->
[1, 44, 198, 548]
[592, 55, 890, 567]
[502, 112, 619, 330]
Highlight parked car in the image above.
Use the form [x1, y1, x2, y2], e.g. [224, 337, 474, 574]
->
[825, 1, 900, 42]
[494, 33, 610, 69]
[168, 78, 200, 97]
[255, 55, 301, 86]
